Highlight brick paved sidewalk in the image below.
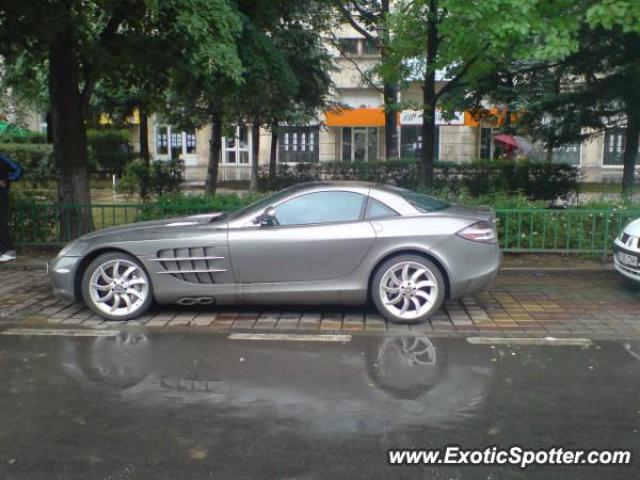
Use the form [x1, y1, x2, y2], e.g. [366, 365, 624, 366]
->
[1, 269, 640, 339]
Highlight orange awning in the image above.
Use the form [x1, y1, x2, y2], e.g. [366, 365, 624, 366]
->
[464, 107, 518, 127]
[325, 108, 386, 127]
[325, 107, 517, 128]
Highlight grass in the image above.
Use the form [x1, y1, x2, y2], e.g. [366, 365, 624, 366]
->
[580, 182, 625, 194]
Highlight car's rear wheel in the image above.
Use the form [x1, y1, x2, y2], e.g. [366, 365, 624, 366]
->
[372, 254, 445, 324]
[81, 252, 153, 321]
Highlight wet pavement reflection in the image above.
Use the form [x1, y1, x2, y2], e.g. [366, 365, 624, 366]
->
[0, 333, 639, 478]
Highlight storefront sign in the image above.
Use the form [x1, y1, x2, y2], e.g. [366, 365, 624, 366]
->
[400, 110, 464, 126]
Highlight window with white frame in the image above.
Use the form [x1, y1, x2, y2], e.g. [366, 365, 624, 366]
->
[155, 126, 196, 158]
[552, 143, 580, 165]
[279, 126, 320, 163]
[602, 128, 640, 166]
[186, 132, 197, 154]
[223, 126, 251, 164]
[337, 38, 380, 57]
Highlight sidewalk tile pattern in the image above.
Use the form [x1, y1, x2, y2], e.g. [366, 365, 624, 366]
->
[1, 269, 640, 339]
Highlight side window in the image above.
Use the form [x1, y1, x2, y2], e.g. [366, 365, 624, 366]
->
[365, 198, 399, 220]
[275, 191, 365, 226]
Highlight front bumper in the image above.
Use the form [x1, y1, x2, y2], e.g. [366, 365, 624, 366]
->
[48, 255, 83, 302]
[613, 242, 640, 282]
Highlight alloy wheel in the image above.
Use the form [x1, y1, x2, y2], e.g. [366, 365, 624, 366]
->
[379, 261, 438, 321]
[88, 259, 150, 317]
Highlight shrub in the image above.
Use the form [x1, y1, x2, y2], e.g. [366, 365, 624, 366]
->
[87, 128, 134, 176]
[0, 129, 47, 144]
[0, 142, 55, 187]
[117, 158, 184, 200]
[135, 192, 263, 221]
[8, 190, 58, 244]
[257, 159, 579, 203]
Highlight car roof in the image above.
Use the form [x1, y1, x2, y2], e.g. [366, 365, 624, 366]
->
[227, 181, 425, 226]
[279, 181, 422, 215]
[291, 180, 378, 189]
[290, 180, 412, 194]
[290, 181, 415, 197]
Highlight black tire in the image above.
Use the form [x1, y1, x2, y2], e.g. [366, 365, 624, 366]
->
[81, 252, 153, 321]
[371, 254, 445, 324]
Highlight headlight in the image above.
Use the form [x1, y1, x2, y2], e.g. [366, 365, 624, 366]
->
[456, 221, 498, 244]
[57, 240, 88, 257]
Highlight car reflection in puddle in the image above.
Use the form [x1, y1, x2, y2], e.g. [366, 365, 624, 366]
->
[58, 332, 495, 433]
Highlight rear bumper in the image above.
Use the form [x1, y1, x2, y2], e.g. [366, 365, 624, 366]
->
[442, 240, 502, 298]
[48, 255, 82, 302]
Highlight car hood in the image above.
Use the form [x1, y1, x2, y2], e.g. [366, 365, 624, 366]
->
[624, 218, 640, 236]
[78, 212, 227, 245]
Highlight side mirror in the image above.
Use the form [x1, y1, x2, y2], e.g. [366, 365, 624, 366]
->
[257, 206, 277, 226]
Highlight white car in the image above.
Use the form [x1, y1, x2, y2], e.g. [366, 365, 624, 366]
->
[614, 218, 640, 281]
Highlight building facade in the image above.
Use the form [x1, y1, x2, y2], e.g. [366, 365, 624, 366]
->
[11, 24, 636, 185]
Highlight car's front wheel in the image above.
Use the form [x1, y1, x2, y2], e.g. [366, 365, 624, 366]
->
[81, 252, 153, 321]
[372, 254, 445, 324]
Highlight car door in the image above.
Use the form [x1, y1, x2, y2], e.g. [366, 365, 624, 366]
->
[228, 190, 376, 283]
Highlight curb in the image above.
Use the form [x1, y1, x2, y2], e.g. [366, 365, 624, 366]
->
[0, 262, 48, 272]
[500, 266, 615, 274]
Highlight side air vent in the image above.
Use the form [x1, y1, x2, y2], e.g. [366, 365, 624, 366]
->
[150, 247, 226, 284]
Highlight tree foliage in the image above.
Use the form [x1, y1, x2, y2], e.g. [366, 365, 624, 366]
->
[163, 0, 333, 193]
[476, 1, 640, 197]
[0, 0, 244, 233]
[380, 0, 584, 189]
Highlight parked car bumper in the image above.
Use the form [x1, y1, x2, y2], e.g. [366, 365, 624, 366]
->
[613, 250, 640, 282]
[436, 238, 502, 298]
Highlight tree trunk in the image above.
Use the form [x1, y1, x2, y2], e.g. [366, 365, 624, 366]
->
[383, 84, 399, 160]
[269, 124, 278, 184]
[49, 27, 93, 238]
[139, 107, 150, 165]
[419, 0, 439, 190]
[45, 111, 53, 143]
[622, 113, 640, 200]
[250, 121, 260, 191]
[381, 0, 398, 160]
[205, 108, 222, 195]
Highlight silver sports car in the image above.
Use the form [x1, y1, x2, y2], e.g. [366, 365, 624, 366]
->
[49, 182, 501, 323]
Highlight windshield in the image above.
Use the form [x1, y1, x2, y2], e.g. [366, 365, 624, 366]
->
[223, 189, 292, 222]
[390, 187, 450, 212]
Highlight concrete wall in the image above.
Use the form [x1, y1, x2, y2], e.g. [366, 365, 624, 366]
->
[440, 126, 479, 162]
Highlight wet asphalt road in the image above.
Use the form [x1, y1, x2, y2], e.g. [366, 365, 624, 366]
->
[1, 332, 639, 479]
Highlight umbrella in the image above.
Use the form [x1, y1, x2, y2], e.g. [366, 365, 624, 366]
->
[493, 134, 519, 148]
[493, 134, 538, 158]
[512, 135, 535, 155]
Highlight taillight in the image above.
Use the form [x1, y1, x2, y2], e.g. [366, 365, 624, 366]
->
[456, 221, 497, 244]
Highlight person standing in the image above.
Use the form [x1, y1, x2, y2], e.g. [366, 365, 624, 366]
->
[0, 153, 23, 262]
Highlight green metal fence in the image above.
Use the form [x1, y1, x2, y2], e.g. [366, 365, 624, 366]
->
[11, 203, 217, 247]
[496, 208, 640, 255]
[10, 203, 640, 256]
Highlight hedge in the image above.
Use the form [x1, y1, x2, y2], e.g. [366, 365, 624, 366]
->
[0, 142, 55, 187]
[257, 159, 580, 202]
